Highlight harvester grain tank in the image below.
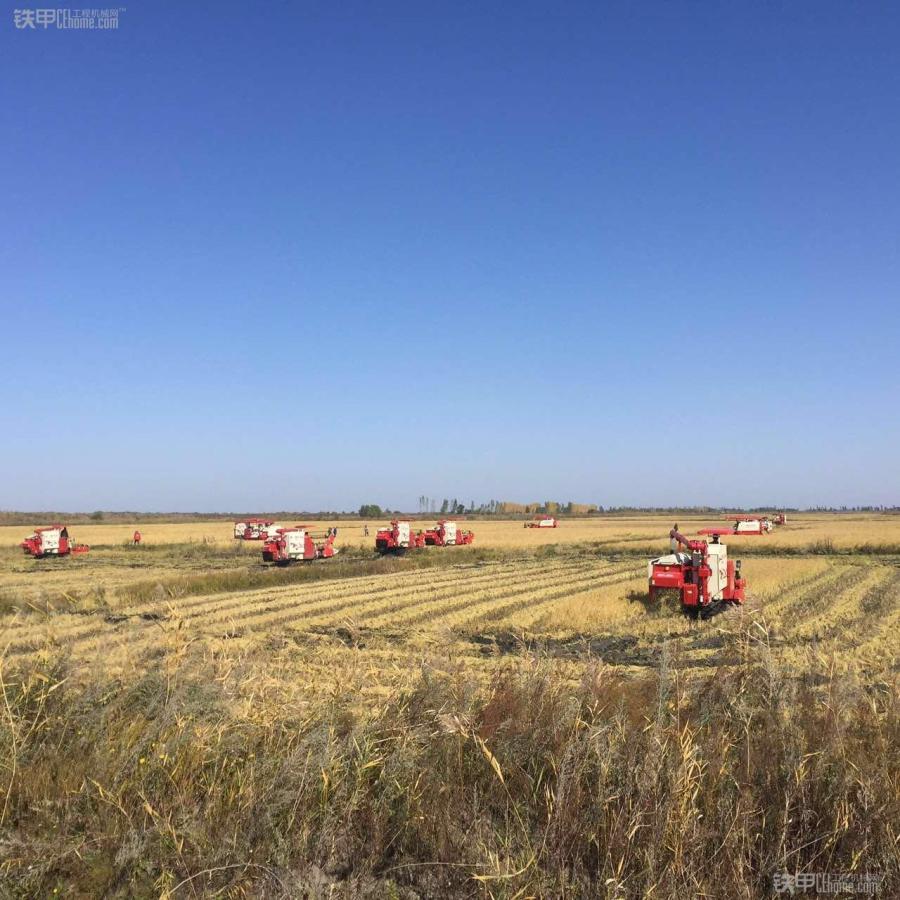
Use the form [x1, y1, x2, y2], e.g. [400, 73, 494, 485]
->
[20, 525, 89, 559]
[262, 526, 338, 564]
[648, 531, 746, 619]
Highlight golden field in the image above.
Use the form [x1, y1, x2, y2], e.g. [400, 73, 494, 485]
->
[1, 513, 897, 693]
[3, 553, 897, 699]
[2, 511, 898, 552]
[2, 512, 898, 896]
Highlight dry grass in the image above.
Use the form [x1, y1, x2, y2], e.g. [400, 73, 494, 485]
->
[0, 635, 897, 897]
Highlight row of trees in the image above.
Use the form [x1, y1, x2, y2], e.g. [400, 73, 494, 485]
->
[359, 501, 900, 519]
[417, 496, 473, 514]
[382, 499, 603, 517]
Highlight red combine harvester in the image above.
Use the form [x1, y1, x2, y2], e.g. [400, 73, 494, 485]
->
[726, 516, 773, 535]
[375, 520, 425, 553]
[262, 526, 338, 564]
[648, 531, 746, 619]
[525, 516, 558, 528]
[422, 520, 475, 547]
[773, 513, 787, 526]
[234, 519, 282, 540]
[20, 525, 89, 559]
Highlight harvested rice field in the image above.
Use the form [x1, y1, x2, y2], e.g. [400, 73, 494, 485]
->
[2, 511, 899, 553]
[3, 513, 898, 897]
[3, 514, 897, 696]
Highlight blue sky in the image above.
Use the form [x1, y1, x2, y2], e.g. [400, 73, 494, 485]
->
[1, 1, 898, 511]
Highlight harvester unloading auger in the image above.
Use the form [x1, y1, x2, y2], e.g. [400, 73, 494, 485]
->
[648, 530, 746, 619]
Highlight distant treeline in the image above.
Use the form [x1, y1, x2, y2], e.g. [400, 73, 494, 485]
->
[1, 504, 897, 526]
[0, 511, 368, 526]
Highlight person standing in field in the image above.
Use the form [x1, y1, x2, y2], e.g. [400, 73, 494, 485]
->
[133, 530, 142, 545]
[669, 524, 689, 553]
[363, 524, 369, 537]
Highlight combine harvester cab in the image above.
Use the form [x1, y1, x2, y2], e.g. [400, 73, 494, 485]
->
[525, 516, 558, 528]
[20, 525, 89, 559]
[422, 520, 474, 547]
[648, 531, 745, 619]
[263, 526, 338, 565]
[374, 520, 424, 553]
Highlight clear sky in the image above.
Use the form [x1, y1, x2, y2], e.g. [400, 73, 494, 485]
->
[1, 1, 898, 512]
